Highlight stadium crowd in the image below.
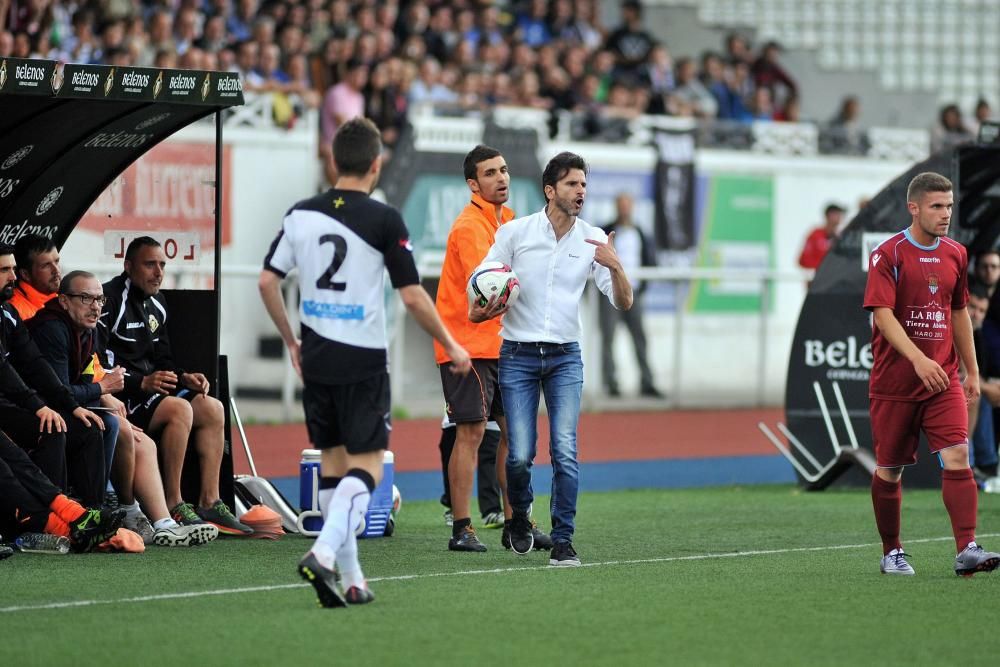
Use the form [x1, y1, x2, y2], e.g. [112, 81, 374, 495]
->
[1, 0, 992, 160]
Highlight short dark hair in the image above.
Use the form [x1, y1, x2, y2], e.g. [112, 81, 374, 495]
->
[0, 244, 13, 258]
[977, 249, 1000, 267]
[906, 172, 952, 203]
[125, 236, 160, 263]
[541, 151, 587, 201]
[463, 144, 502, 181]
[14, 234, 56, 278]
[59, 270, 96, 295]
[333, 117, 382, 177]
[969, 280, 990, 301]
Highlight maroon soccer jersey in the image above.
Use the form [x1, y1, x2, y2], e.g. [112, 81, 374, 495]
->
[863, 229, 968, 401]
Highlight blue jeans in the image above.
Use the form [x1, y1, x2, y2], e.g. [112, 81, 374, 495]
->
[499, 340, 583, 544]
[971, 396, 999, 470]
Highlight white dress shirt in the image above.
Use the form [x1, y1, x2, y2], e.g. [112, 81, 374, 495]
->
[484, 208, 618, 343]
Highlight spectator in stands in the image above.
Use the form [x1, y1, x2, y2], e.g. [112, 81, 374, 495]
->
[139, 9, 174, 67]
[285, 52, 321, 108]
[745, 86, 775, 121]
[0, 246, 106, 509]
[0, 29, 14, 57]
[9, 234, 58, 321]
[30, 271, 218, 546]
[233, 39, 264, 90]
[798, 203, 846, 270]
[173, 8, 201, 56]
[465, 3, 507, 50]
[408, 56, 457, 107]
[751, 40, 797, 110]
[512, 69, 552, 110]
[424, 5, 458, 62]
[824, 95, 868, 154]
[226, 0, 258, 44]
[606, 0, 655, 75]
[725, 31, 754, 67]
[775, 94, 801, 122]
[640, 43, 674, 115]
[256, 42, 290, 87]
[197, 14, 228, 54]
[599, 192, 661, 399]
[365, 60, 406, 147]
[98, 236, 252, 536]
[673, 56, 717, 119]
[514, 0, 551, 48]
[969, 98, 994, 139]
[319, 57, 367, 186]
[932, 103, 975, 152]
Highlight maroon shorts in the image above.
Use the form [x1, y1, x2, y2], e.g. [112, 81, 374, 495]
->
[869, 383, 968, 467]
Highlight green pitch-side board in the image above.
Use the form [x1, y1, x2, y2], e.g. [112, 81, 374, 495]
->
[689, 174, 774, 313]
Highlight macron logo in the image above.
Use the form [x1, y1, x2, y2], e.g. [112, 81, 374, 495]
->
[918, 257, 941, 263]
[872, 254, 881, 267]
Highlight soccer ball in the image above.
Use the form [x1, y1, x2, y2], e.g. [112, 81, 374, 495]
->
[391, 484, 402, 517]
[467, 261, 520, 310]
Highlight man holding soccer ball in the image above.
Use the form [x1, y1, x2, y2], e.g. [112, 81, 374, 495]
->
[435, 145, 552, 553]
[476, 152, 633, 566]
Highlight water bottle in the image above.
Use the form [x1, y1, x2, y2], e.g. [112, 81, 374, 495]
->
[15, 532, 71, 554]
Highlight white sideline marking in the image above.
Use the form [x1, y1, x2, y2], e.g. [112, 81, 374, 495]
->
[3, 532, 997, 614]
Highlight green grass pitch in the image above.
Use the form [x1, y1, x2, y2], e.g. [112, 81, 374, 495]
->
[3, 485, 999, 666]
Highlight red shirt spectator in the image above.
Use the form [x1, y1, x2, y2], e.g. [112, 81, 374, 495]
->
[798, 203, 846, 269]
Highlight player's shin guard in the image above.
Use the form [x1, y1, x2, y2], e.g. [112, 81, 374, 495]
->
[941, 468, 977, 553]
[871, 474, 902, 555]
[334, 468, 375, 589]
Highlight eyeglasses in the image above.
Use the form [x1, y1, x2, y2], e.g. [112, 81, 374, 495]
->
[65, 293, 107, 306]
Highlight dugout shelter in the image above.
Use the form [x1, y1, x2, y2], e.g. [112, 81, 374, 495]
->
[0, 57, 244, 507]
[786, 141, 1000, 488]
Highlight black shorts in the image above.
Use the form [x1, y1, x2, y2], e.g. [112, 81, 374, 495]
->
[303, 372, 391, 454]
[440, 358, 503, 424]
[122, 388, 197, 431]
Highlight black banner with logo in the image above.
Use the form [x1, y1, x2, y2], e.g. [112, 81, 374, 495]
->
[0, 58, 243, 248]
[651, 127, 696, 250]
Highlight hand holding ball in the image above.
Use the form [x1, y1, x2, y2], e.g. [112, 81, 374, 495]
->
[467, 261, 520, 311]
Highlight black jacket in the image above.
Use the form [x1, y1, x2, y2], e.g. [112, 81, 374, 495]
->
[98, 273, 183, 394]
[29, 300, 102, 407]
[0, 302, 77, 413]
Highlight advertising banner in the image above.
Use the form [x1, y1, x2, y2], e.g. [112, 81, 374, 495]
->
[689, 174, 773, 313]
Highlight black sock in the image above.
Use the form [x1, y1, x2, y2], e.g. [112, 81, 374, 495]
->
[452, 517, 471, 536]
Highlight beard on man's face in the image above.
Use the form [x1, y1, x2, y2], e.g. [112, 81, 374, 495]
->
[0, 283, 13, 302]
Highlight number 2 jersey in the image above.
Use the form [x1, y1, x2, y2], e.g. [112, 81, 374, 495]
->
[263, 189, 420, 385]
[863, 228, 968, 401]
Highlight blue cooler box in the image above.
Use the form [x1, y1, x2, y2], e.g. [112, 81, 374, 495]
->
[299, 449, 394, 538]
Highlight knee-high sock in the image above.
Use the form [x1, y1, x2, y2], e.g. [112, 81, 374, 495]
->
[318, 476, 341, 520]
[313, 469, 374, 572]
[941, 468, 977, 553]
[871, 475, 902, 555]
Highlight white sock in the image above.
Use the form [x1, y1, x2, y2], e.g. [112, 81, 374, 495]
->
[314, 475, 370, 572]
[338, 531, 364, 589]
[319, 488, 335, 519]
[122, 501, 142, 519]
[152, 518, 179, 531]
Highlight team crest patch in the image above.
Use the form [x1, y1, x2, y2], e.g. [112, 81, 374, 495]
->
[928, 273, 939, 295]
[148, 314, 159, 333]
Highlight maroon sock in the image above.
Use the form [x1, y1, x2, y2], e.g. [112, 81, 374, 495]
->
[871, 474, 902, 555]
[941, 468, 977, 553]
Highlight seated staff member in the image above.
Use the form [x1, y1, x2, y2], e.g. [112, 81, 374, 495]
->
[32, 270, 217, 547]
[98, 236, 251, 536]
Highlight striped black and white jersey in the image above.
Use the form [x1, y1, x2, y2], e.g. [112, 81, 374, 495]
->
[263, 189, 420, 384]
